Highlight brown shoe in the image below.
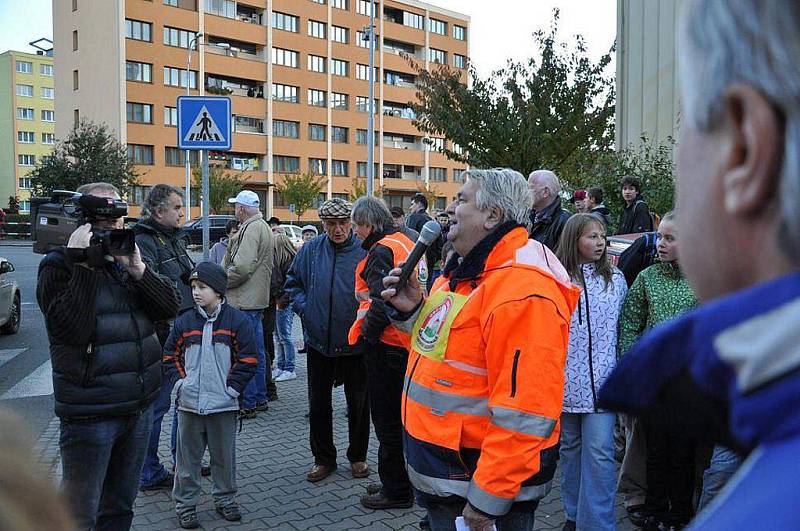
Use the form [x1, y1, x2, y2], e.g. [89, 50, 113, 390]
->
[306, 464, 336, 483]
[351, 461, 370, 478]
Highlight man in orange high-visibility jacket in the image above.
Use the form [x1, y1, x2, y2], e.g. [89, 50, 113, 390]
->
[349, 196, 416, 510]
[382, 169, 580, 531]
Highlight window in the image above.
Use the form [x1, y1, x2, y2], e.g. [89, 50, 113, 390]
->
[163, 27, 197, 48]
[15, 61, 32, 74]
[429, 48, 446, 64]
[308, 89, 326, 107]
[308, 54, 326, 73]
[428, 137, 445, 151]
[356, 129, 367, 144]
[165, 147, 199, 166]
[205, 0, 235, 18]
[163, 67, 197, 89]
[42, 87, 55, 99]
[127, 144, 154, 165]
[357, 162, 367, 177]
[164, 0, 178, 5]
[332, 126, 348, 143]
[16, 84, 33, 97]
[331, 92, 348, 110]
[453, 168, 465, 182]
[356, 96, 376, 113]
[74, 109, 80, 126]
[73, 70, 79, 90]
[309, 158, 326, 175]
[235, 115, 264, 133]
[273, 119, 299, 138]
[272, 12, 299, 33]
[126, 102, 153, 124]
[430, 167, 446, 182]
[42, 110, 55, 122]
[274, 155, 300, 173]
[357, 0, 376, 15]
[309, 0, 325, 3]
[41, 64, 53, 76]
[17, 108, 34, 120]
[126, 61, 152, 82]
[308, 20, 326, 39]
[357, 64, 377, 81]
[331, 25, 348, 43]
[272, 48, 299, 68]
[309, 124, 326, 141]
[403, 12, 423, 29]
[356, 30, 374, 48]
[19, 177, 33, 189]
[72, 0, 77, 10]
[453, 25, 466, 40]
[332, 0, 347, 8]
[330, 59, 348, 77]
[42, 133, 55, 144]
[17, 131, 35, 143]
[272, 83, 299, 103]
[164, 106, 178, 126]
[18, 154, 36, 166]
[126, 19, 152, 41]
[454, 54, 466, 69]
[332, 160, 348, 176]
[73, 30, 78, 51]
[429, 18, 446, 35]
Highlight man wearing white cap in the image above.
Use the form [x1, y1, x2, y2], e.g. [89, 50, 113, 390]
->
[223, 190, 275, 417]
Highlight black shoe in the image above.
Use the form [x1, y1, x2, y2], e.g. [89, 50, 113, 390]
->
[360, 492, 413, 510]
[268, 393, 279, 402]
[216, 504, 242, 522]
[562, 521, 576, 531]
[240, 408, 257, 419]
[627, 504, 648, 527]
[179, 509, 199, 529]
[642, 516, 665, 531]
[140, 473, 174, 492]
[365, 483, 382, 495]
[419, 514, 430, 530]
[255, 401, 269, 412]
[298, 347, 307, 353]
[201, 466, 211, 477]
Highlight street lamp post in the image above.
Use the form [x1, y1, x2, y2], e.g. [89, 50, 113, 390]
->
[185, 32, 204, 219]
[363, 3, 376, 196]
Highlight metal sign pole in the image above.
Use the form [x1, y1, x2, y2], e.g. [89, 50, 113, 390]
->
[202, 149, 210, 260]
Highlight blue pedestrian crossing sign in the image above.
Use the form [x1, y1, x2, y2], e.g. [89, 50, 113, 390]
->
[177, 96, 232, 150]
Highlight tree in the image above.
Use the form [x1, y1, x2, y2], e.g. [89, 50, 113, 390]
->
[28, 120, 139, 196]
[6, 196, 19, 215]
[416, 183, 443, 213]
[410, 9, 614, 178]
[347, 177, 385, 201]
[275, 172, 326, 220]
[192, 165, 248, 215]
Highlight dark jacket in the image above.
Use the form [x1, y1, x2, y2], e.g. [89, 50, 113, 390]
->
[284, 232, 367, 356]
[617, 197, 653, 235]
[590, 205, 613, 230]
[407, 210, 440, 271]
[133, 218, 195, 311]
[530, 199, 571, 253]
[164, 301, 257, 414]
[406, 210, 432, 234]
[358, 230, 401, 344]
[37, 248, 181, 419]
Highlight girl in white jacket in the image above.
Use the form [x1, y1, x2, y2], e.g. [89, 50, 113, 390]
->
[556, 213, 628, 531]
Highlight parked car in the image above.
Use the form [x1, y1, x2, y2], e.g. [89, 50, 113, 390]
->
[182, 215, 237, 246]
[0, 258, 20, 335]
[277, 224, 304, 249]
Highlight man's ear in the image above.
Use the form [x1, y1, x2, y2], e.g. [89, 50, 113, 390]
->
[483, 206, 504, 230]
[721, 84, 783, 217]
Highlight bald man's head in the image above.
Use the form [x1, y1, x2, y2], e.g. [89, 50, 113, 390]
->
[528, 170, 561, 211]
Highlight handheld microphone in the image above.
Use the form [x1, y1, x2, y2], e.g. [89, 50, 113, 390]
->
[395, 220, 442, 291]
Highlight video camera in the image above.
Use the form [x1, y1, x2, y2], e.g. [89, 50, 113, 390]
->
[31, 190, 136, 256]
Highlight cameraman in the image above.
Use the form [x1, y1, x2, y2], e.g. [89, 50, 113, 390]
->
[36, 182, 181, 531]
[132, 184, 195, 491]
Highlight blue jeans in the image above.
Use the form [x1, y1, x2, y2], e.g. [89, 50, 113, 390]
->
[560, 412, 617, 531]
[242, 309, 267, 408]
[274, 306, 296, 373]
[60, 406, 153, 531]
[140, 376, 177, 487]
[697, 445, 742, 511]
[423, 498, 538, 531]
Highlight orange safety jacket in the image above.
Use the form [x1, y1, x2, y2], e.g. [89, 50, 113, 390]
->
[400, 227, 580, 517]
[348, 231, 415, 349]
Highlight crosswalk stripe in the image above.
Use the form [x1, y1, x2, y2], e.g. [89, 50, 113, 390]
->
[0, 348, 25, 369]
[1, 359, 53, 400]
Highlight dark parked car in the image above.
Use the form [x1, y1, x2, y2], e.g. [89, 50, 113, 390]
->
[183, 215, 236, 246]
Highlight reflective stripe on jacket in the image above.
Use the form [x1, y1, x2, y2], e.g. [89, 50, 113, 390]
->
[401, 227, 580, 517]
[348, 232, 415, 349]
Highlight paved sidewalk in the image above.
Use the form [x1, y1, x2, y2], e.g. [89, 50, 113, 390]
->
[36, 321, 636, 530]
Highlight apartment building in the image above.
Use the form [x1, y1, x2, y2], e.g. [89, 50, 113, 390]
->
[53, 0, 470, 220]
[0, 49, 55, 213]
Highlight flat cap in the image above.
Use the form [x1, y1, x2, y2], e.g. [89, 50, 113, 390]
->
[318, 198, 352, 220]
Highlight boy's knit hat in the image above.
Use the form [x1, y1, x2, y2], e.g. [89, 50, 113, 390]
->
[189, 261, 228, 296]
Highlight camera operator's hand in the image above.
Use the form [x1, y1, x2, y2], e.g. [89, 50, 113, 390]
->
[114, 243, 146, 281]
[67, 223, 93, 249]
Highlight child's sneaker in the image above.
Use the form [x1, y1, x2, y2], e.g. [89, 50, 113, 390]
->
[216, 504, 242, 522]
[178, 508, 199, 529]
[275, 371, 297, 382]
[271, 367, 283, 379]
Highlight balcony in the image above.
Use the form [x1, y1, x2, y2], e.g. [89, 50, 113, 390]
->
[382, 164, 423, 180]
[383, 132, 423, 151]
[383, 101, 416, 120]
[207, 37, 266, 62]
[209, 151, 265, 171]
[382, 38, 422, 60]
[233, 115, 265, 134]
[206, 74, 263, 98]
[384, 70, 416, 89]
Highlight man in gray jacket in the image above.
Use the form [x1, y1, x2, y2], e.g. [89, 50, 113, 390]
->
[223, 190, 274, 417]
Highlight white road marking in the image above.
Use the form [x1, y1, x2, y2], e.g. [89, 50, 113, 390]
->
[0, 348, 25, 369]
[1, 359, 53, 399]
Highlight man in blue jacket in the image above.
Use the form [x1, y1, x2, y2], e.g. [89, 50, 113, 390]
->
[600, 1, 800, 529]
[284, 198, 371, 484]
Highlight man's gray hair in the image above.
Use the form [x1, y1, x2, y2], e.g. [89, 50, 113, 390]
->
[76, 182, 120, 197]
[529, 169, 562, 196]
[142, 184, 183, 219]
[465, 168, 532, 226]
[680, 0, 800, 261]
[351, 196, 395, 234]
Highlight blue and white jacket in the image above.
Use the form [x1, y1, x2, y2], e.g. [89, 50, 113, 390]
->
[563, 265, 627, 413]
[599, 272, 800, 530]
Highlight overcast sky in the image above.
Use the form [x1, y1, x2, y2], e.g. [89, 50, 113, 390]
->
[0, 0, 616, 78]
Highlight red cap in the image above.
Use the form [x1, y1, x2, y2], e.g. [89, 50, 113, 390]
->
[569, 189, 587, 203]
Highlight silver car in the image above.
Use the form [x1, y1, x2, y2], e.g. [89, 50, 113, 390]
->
[0, 258, 20, 335]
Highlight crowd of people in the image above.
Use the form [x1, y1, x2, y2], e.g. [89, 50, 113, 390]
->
[27, 1, 800, 530]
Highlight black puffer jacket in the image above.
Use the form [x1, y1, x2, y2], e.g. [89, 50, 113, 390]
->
[37, 248, 181, 419]
[617, 197, 653, 235]
[133, 218, 195, 311]
[530, 199, 572, 253]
